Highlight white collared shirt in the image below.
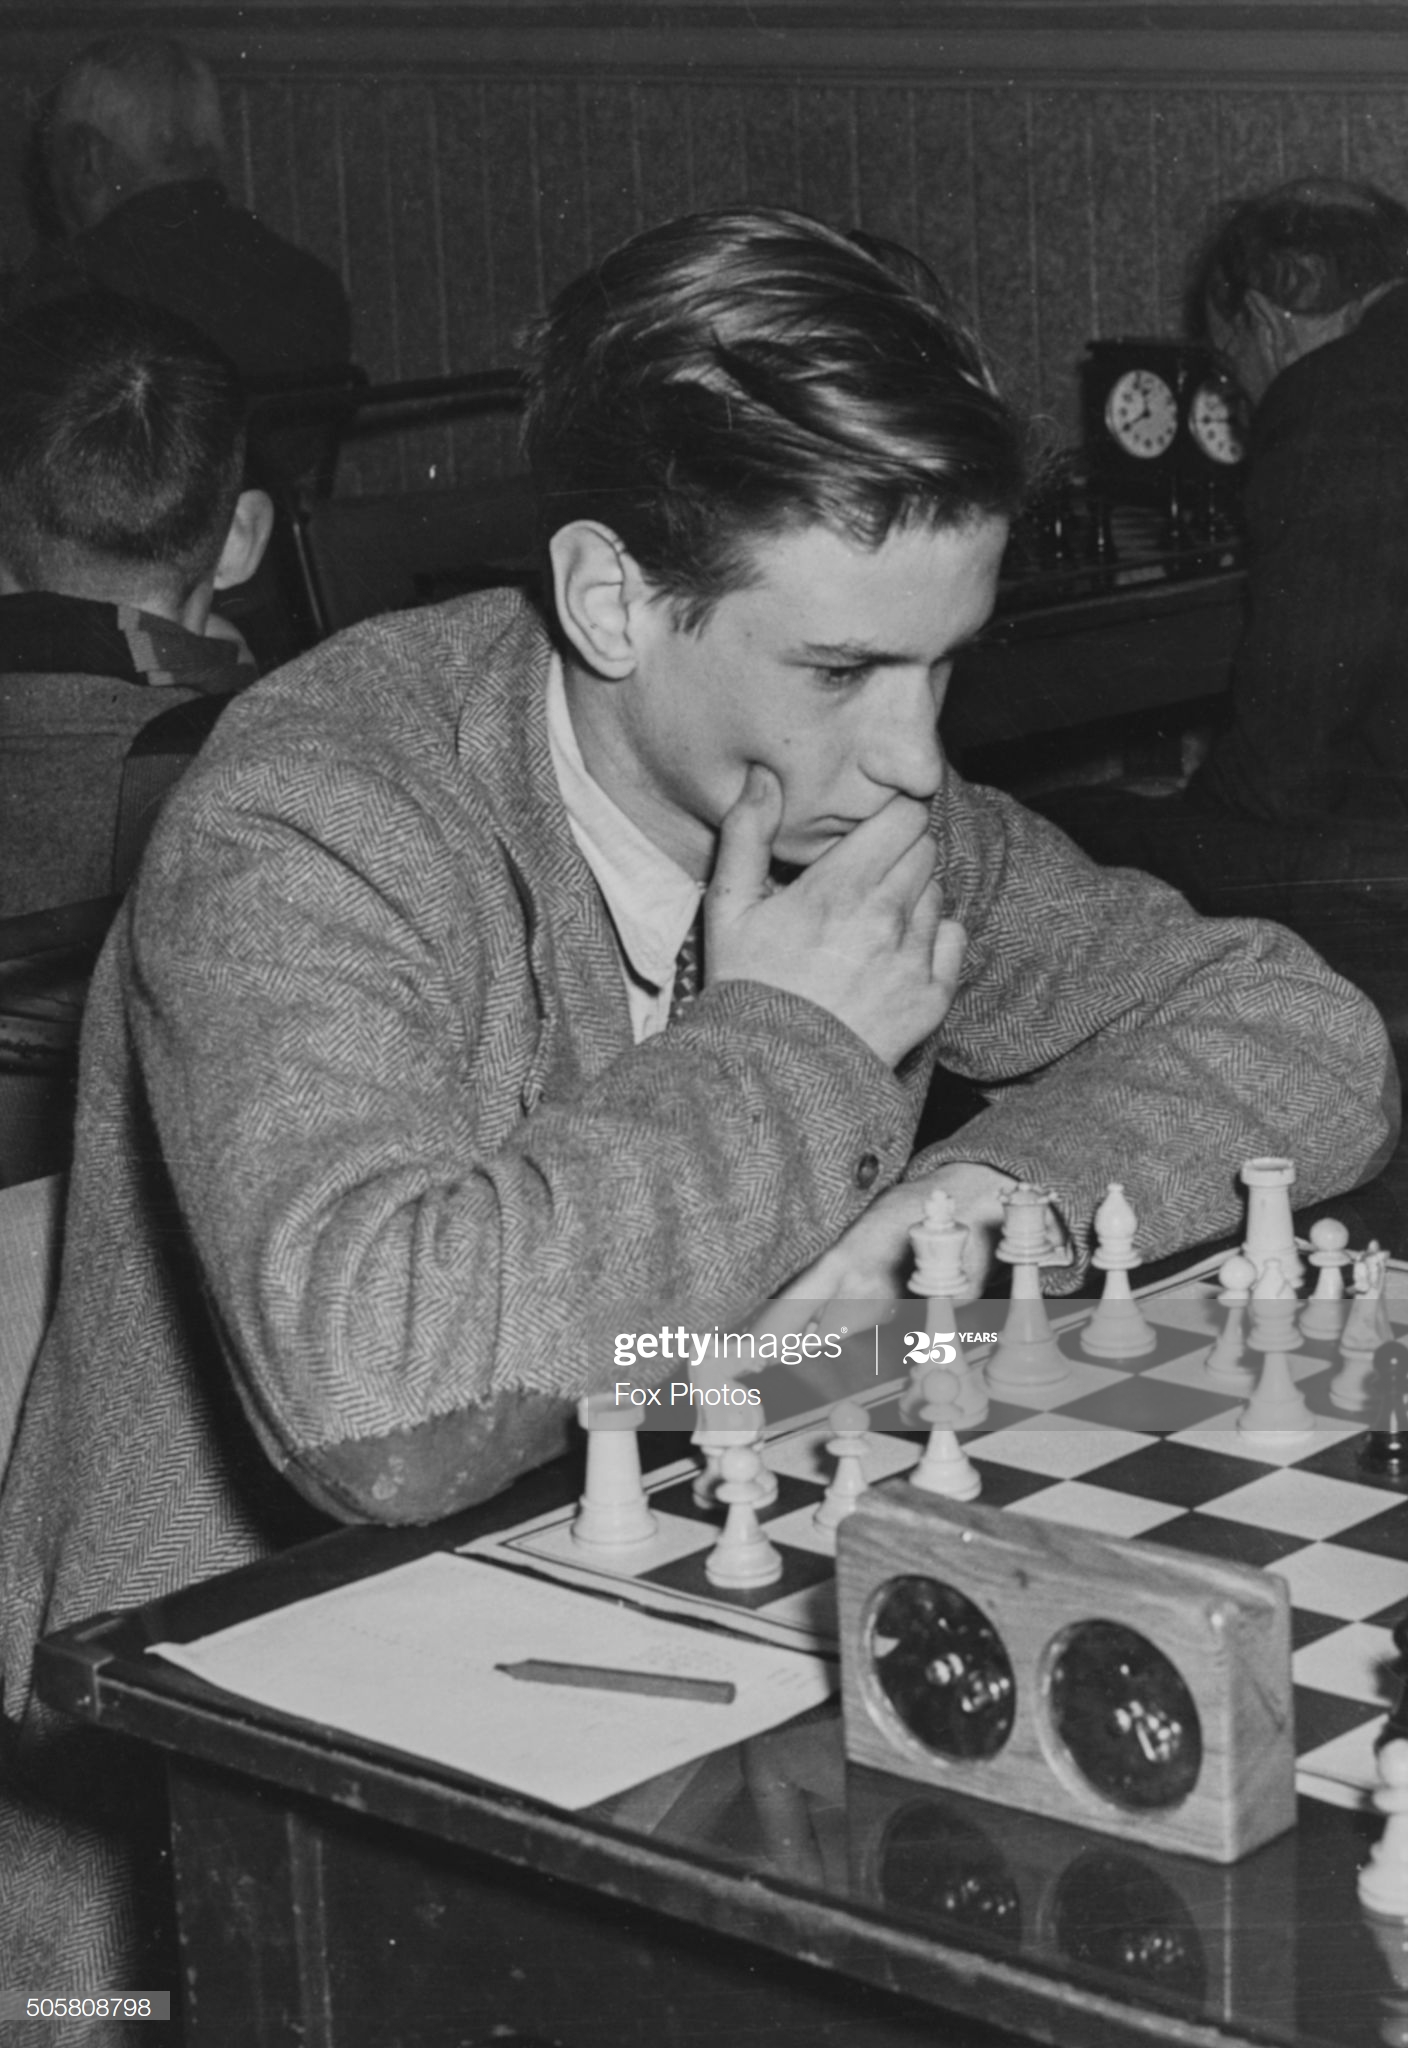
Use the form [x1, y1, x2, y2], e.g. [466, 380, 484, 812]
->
[546, 656, 704, 1043]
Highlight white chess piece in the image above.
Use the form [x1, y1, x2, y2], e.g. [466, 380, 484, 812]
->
[691, 1416, 734, 1509]
[1082, 1182, 1156, 1359]
[691, 1380, 758, 1507]
[1205, 1252, 1257, 1392]
[813, 1400, 871, 1538]
[1301, 1216, 1353, 1340]
[905, 1189, 987, 1427]
[572, 1391, 659, 1548]
[986, 1185, 1071, 1392]
[743, 1399, 779, 1509]
[1358, 1907, 1408, 2048]
[1360, 1741, 1408, 1918]
[1238, 1277, 1315, 1443]
[909, 1187, 968, 1301]
[909, 1363, 982, 1499]
[1240, 1156, 1303, 1289]
[706, 1445, 784, 1588]
[1332, 1242, 1393, 1414]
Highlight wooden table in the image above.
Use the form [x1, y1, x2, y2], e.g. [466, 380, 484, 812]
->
[35, 1404, 1407, 2048]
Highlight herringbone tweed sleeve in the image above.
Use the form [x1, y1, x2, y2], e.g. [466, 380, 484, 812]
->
[114, 600, 917, 1521]
[910, 773, 1397, 1271]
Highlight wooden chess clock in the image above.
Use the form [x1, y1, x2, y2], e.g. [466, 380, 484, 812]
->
[1083, 339, 1246, 508]
[837, 1486, 1295, 1864]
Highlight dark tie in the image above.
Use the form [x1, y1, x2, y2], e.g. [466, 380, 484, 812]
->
[669, 910, 704, 1021]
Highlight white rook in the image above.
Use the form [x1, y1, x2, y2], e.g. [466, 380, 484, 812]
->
[573, 1390, 659, 1549]
[1241, 1157, 1302, 1289]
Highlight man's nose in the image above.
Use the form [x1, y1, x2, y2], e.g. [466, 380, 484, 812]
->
[863, 671, 947, 801]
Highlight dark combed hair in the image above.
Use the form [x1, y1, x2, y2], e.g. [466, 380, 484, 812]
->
[522, 208, 1024, 628]
[1193, 177, 1408, 326]
[0, 290, 246, 597]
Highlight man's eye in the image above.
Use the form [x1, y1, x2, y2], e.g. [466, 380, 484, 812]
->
[817, 663, 874, 689]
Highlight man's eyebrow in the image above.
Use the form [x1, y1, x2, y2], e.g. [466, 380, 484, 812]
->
[789, 630, 989, 665]
[789, 640, 909, 665]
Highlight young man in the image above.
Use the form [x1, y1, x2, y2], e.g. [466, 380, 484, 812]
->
[0, 208, 1392, 1998]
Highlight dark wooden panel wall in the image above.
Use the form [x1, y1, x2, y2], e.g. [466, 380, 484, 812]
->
[4, 5, 1408, 492]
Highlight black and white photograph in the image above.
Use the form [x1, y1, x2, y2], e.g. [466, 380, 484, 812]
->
[4, 6, 1408, 2045]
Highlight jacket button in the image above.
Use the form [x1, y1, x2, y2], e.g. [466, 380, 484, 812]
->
[855, 1152, 880, 1190]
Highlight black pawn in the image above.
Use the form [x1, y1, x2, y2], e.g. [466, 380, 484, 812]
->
[1360, 1340, 1408, 1480]
[1380, 1615, 1408, 1752]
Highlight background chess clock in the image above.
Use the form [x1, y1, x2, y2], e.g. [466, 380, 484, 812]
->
[836, 1487, 1295, 1864]
[1082, 339, 1247, 513]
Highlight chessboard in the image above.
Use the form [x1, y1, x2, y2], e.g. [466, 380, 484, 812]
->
[461, 1245, 1408, 1815]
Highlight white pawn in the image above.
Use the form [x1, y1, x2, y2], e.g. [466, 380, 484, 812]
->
[573, 1391, 659, 1549]
[743, 1399, 779, 1509]
[1239, 1271, 1314, 1443]
[691, 1384, 763, 1507]
[1205, 1253, 1257, 1392]
[1360, 1741, 1408, 1918]
[909, 1362, 982, 1500]
[706, 1445, 784, 1588]
[691, 1416, 734, 1509]
[1082, 1182, 1156, 1359]
[813, 1400, 871, 1538]
[1301, 1216, 1353, 1340]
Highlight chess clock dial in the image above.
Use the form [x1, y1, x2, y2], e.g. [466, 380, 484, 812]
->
[1103, 369, 1179, 460]
[1187, 381, 1246, 467]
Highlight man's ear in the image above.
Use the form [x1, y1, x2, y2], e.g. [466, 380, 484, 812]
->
[548, 521, 652, 680]
[212, 489, 275, 592]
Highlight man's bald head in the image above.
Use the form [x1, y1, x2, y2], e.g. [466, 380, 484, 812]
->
[46, 35, 226, 235]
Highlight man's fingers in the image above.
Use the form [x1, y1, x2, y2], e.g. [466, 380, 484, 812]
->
[929, 916, 967, 995]
[710, 764, 783, 910]
[801, 793, 934, 892]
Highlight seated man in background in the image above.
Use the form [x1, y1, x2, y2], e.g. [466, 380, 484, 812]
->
[0, 292, 272, 918]
[14, 29, 351, 669]
[0, 291, 271, 1188]
[0, 207, 1392, 1997]
[13, 31, 352, 473]
[1037, 179, 1408, 1024]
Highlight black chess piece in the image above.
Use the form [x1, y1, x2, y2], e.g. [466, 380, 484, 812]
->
[1360, 1340, 1408, 1480]
[1380, 1615, 1408, 1752]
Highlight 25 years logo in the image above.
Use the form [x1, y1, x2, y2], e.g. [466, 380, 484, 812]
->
[902, 1331, 959, 1367]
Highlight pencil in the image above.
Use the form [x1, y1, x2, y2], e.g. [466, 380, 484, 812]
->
[495, 1658, 737, 1705]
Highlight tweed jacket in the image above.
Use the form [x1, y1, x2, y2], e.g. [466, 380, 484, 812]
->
[0, 591, 1394, 1996]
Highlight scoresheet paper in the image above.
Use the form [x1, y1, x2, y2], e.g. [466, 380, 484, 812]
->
[148, 1552, 836, 1809]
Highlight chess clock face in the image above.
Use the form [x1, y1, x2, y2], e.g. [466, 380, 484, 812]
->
[1103, 369, 1179, 461]
[1084, 341, 1248, 504]
[1186, 380, 1246, 466]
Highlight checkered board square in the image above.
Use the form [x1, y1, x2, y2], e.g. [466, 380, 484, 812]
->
[460, 1254, 1408, 1814]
